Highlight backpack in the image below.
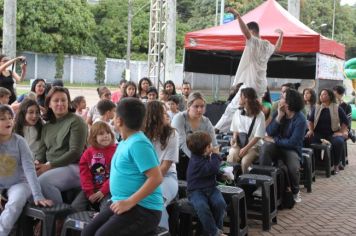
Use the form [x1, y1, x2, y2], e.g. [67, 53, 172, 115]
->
[277, 160, 295, 209]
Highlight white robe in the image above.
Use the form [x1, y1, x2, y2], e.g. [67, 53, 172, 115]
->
[215, 36, 275, 132]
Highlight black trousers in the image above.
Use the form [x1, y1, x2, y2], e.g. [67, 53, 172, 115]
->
[259, 142, 300, 194]
[81, 204, 161, 236]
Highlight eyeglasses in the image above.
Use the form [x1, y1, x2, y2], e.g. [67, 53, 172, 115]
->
[104, 93, 111, 97]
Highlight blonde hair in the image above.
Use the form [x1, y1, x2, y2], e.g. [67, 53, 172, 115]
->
[187, 91, 206, 108]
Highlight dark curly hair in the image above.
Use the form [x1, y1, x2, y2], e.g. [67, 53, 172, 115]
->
[240, 87, 261, 116]
[317, 88, 336, 104]
[285, 89, 304, 112]
[144, 101, 174, 150]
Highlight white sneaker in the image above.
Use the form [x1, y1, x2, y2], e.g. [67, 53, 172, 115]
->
[293, 191, 302, 203]
[252, 186, 262, 197]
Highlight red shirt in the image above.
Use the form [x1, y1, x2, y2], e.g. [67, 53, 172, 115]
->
[79, 144, 117, 198]
[111, 90, 122, 103]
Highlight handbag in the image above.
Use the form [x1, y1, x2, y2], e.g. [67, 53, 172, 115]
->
[237, 115, 256, 148]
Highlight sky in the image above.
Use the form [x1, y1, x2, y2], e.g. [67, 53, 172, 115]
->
[340, 0, 356, 6]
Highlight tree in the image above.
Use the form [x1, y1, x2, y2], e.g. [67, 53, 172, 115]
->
[55, 51, 64, 79]
[95, 51, 106, 84]
[15, 0, 97, 54]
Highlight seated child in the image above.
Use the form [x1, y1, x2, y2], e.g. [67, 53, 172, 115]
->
[94, 99, 116, 132]
[0, 105, 52, 236]
[72, 96, 89, 121]
[82, 97, 163, 236]
[0, 88, 11, 105]
[71, 121, 116, 212]
[186, 131, 227, 236]
[167, 95, 180, 121]
[14, 99, 43, 156]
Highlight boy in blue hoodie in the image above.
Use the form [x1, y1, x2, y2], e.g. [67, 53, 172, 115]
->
[186, 131, 227, 236]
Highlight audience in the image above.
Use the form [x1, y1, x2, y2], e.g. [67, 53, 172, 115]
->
[144, 101, 179, 230]
[94, 99, 116, 131]
[172, 92, 218, 180]
[303, 88, 317, 120]
[186, 131, 227, 236]
[72, 95, 89, 120]
[0, 87, 11, 105]
[181, 80, 192, 109]
[87, 86, 112, 126]
[82, 98, 163, 236]
[333, 85, 355, 143]
[260, 89, 306, 203]
[111, 79, 127, 103]
[0, 105, 52, 236]
[35, 86, 88, 204]
[72, 121, 116, 212]
[138, 77, 153, 101]
[14, 99, 43, 155]
[306, 88, 348, 173]
[147, 86, 158, 102]
[167, 95, 180, 121]
[227, 87, 265, 174]
[122, 81, 138, 99]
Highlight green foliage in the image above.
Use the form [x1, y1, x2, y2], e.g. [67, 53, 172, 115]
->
[16, 0, 97, 55]
[0, 0, 354, 62]
[55, 51, 64, 79]
[95, 51, 106, 84]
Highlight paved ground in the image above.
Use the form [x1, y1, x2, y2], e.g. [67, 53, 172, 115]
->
[249, 141, 356, 236]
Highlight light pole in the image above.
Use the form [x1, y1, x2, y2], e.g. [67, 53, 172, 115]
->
[332, 0, 336, 40]
[125, 0, 132, 81]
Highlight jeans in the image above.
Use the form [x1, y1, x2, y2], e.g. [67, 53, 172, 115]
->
[81, 204, 161, 236]
[259, 142, 300, 194]
[188, 187, 226, 236]
[0, 183, 31, 236]
[38, 164, 80, 204]
[159, 172, 178, 230]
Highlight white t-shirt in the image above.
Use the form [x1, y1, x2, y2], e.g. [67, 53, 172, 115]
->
[233, 36, 275, 98]
[230, 109, 266, 147]
[152, 130, 179, 175]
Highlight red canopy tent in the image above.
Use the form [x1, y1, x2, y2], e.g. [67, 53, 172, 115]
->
[183, 0, 345, 80]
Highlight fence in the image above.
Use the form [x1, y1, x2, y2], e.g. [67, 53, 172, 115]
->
[21, 51, 184, 86]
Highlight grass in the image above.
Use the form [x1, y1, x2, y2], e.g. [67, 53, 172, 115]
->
[353, 121, 356, 130]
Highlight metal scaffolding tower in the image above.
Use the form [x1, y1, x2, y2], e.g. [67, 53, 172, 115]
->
[148, 0, 168, 88]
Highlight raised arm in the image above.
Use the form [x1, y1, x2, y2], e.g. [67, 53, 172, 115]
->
[274, 29, 284, 52]
[226, 7, 251, 40]
[0, 56, 25, 72]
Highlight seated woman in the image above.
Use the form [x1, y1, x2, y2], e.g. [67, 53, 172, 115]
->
[306, 88, 348, 174]
[35, 86, 88, 203]
[172, 92, 218, 180]
[227, 87, 265, 173]
[303, 88, 316, 120]
[144, 101, 179, 230]
[260, 89, 306, 203]
[12, 78, 46, 114]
